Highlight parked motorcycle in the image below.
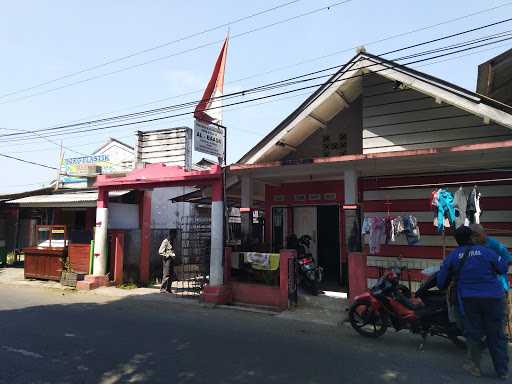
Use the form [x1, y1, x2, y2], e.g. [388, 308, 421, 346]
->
[286, 234, 323, 296]
[348, 266, 464, 349]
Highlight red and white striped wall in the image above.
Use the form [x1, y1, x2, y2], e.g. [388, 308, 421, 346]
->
[360, 171, 512, 291]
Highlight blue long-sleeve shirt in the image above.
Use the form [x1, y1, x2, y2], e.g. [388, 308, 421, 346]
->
[486, 237, 511, 291]
[437, 245, 508, 299]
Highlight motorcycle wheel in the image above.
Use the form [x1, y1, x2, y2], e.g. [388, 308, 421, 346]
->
[349, 300, 388, 338]
[309, 280, 319, 296]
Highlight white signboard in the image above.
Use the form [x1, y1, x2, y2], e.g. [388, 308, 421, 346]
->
[194, 120, 224, 158]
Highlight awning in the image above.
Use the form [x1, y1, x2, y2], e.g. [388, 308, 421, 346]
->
[230, 140, 512, 182]
[6, 190, 131, 208]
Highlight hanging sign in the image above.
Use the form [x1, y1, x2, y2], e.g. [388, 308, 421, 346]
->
[194, 120, 224, 158]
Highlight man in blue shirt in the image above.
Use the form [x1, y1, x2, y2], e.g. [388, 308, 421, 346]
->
[438, 226, 509, 379]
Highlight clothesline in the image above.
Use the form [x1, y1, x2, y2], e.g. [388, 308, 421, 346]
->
[375, 177, 512, 190]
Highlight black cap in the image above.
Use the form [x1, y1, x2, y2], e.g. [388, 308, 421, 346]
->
[454, 226, 473, 246]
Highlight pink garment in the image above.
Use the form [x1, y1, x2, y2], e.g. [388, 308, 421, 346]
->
[369, 217, 386, 254]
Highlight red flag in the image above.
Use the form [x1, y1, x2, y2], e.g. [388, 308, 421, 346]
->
[194, 37, 229, 123]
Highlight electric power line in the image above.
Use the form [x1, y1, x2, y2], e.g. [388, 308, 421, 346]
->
[1, 20, 510, 143]
[6, 32, 511, 146]
[0, 152, 58, 170]
[2, 38, 509, 170]
[0, 0, 355, 106]
[2, 1, 509, 146]
[0, 0, 304, 102]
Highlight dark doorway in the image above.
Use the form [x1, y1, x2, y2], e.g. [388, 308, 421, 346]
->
[317, 205, 341, 287]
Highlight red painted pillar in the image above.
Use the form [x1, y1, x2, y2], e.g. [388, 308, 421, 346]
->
[286, 207, 293, 238]
[348, 252, 367, 303]
[114, 232, 124, 285]
[139, 190, 152, 284]
[264, 184, 272, 246]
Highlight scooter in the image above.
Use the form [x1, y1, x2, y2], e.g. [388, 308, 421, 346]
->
[287, 234, 323, 296]
[348, 266, 464, 349]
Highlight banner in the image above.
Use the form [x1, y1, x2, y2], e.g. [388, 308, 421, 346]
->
[194, 120, 224, 158]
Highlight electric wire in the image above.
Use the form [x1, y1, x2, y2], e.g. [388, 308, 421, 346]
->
[0, 0, 304, 102]
[4, 33, 510, 145]
[1, 21, 510, 143]
[0, 0, 354, 106]
[2, 2, 509, 146]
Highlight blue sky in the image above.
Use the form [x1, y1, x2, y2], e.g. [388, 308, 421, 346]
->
[0, 0, 511, 192]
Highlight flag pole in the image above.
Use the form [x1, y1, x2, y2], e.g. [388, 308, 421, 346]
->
[210, 121, 229, 243]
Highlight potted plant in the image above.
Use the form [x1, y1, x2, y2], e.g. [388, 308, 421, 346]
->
[60, 258, 79, 287]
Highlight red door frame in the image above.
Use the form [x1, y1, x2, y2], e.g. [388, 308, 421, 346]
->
[264, 180, 346, 283]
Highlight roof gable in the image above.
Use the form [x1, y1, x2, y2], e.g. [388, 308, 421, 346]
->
[238, 52, 512, 165]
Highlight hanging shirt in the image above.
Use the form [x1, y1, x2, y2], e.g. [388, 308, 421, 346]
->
[436, 189, 456, 232]
[390, 217, 404, 242]
[453, 188, 468, 228]
[403, 215, 420, 245]
[362, 217, 386, 254]
[466, 187, 482, 224]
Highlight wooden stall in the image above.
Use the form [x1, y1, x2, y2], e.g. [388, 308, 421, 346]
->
[23, 225, 67, 281]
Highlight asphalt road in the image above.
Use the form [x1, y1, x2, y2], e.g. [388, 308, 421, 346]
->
[0, 285, 506, 383]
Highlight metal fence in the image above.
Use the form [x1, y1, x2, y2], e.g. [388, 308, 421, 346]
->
[173, 216, 211, 297]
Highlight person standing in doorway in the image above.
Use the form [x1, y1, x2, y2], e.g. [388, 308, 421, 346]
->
[437, 226, 509, 379]
[159, 230, 176, 293]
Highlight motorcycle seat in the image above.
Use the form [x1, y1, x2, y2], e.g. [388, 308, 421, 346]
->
[395, 293, 425, 310]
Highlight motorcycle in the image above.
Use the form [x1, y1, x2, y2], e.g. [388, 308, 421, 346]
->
[348, 266, 464, 349]
[286, 234, 323, 296]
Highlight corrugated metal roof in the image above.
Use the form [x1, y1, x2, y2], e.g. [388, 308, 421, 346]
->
[6, 190, 130, 207]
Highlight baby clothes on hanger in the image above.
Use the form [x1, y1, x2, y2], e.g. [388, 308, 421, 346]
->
[390, 216, 404, 242]
[362, 217, 386, 254]
[466, 186, 482, 224]
[403, 215, 420, 245]
[436, 189, 455, 232]
[453, 186, 468, 228]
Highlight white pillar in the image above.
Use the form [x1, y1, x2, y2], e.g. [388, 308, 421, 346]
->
[241, 176, 253, 241]
[93, 207, 109, 276]
[344, 169, 358, 204]
[210, 200, 224, 286]
[209, 179, 224, 287]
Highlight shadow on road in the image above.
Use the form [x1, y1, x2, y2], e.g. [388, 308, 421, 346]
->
[0, 288, 495, 384]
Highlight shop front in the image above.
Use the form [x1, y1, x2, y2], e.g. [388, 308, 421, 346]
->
[229, 50, 512, 304]
[266, 181, 345, 288]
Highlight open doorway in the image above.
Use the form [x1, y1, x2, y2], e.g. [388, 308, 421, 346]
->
[317, 205, 341, 290]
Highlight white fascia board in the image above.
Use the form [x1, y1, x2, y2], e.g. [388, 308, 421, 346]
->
[360, 58, 512, 129]
[245, 59, 364, 164]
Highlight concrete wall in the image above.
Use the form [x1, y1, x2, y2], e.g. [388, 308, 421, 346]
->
[362, 73, 512, 153]
[109, 203, 139, 230]
[151, 186, 197, 229]
[284, 97, 363, 160]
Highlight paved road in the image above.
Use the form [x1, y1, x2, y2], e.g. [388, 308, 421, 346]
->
[0, 285, 505, 383]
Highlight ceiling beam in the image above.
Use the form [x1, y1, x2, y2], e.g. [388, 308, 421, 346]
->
[307, 113, 328, 129]
[334, 89, 350, 107]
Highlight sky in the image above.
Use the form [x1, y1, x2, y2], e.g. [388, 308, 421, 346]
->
[0, 0, 511, 193]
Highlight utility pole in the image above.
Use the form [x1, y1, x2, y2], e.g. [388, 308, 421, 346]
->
[55, 141, 64, 191]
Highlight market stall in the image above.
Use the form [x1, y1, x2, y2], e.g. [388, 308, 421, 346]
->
[23, 225, 67, 281]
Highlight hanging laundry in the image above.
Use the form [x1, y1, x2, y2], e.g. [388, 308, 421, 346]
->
[436, 189, 455, 232]
[385, 217, 392, 244]
[453, 186, 468, 228]
[466, 186, 482, 224]
[403, 215, 420, 245]
[431, 189, 439, 208]
[390, 216, 404, 242]
[362, 217, 386, 254]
